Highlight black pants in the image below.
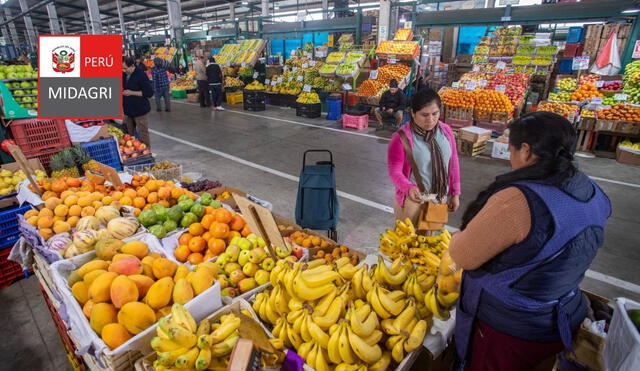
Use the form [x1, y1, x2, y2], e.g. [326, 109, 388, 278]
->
[197, 80, 210, 106]
[209, 84, 223, 108]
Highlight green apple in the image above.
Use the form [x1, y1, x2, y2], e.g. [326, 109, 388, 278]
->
[229, 269, 245, 286]
[256, 237, 267, 248]
[254, 270, 269, 286]
[224, 262, 241, 275]
[236, 238, 252, 250]
[246, 233, 258, 246]
[229, 236, 242, 247]
[215, 254, 229, 270]
[238, 249, 251, 266]
[261, 257, 275, 272]
[242, 262, 259, 277]
[225, 244, 240, 261]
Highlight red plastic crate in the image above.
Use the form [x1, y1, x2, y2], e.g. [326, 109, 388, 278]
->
[22, 146, 65, 173]
[9, 118, 70, 153]
[343, 113, 369, 130]
[0, 247, 23, 288]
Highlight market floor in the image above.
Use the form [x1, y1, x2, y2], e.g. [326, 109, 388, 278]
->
[4, 100, 640, 370]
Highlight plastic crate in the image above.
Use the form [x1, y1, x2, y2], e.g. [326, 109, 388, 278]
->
[563, 43, 584, 58]
[22, 146, 64, 173]
[171, 89, 186, 99]
[296, 103, 322, 118]
[9, 118, 70, 153]
[342, 113, 369, 130]
[226, 91, 243, 105]
[80, 137, 123, 171]
[566, 26, 584, 43]
[0, 204, 31, 238]
[559, 58, 573, 74]
[0, 247, 23, 288]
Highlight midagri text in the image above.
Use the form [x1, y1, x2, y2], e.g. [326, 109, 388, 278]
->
[48, 86, 112, 99]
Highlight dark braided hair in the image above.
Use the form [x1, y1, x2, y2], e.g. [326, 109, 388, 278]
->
[460, 111, 578, 230]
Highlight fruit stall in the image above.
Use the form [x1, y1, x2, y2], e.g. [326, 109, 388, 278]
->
[0, 63, 39, 119]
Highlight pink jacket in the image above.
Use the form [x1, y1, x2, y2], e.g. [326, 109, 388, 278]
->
[387, 122, 461, 206]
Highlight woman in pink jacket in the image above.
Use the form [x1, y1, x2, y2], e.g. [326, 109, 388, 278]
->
[387, 89, 461, 224]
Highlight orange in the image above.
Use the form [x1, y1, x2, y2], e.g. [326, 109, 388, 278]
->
[54, 204, 68, 217]
[200, 214, 215, 230]
[204, 206, 216, 215]
[188, 223, 204, 236]
[137, 187, 149, 198]
[241, 224, 251, 237]
[207, 238, 226, 256]
[102, 196, 113, 205]
[174, 245, 191, 262]
[133, 208, 141, 217]
[229, 214, 245, 231]
[210, 223, 229, 239]
[120, 196, 132, 206]
[133, 197, 146, 209]
[124, 188, 137, 200]
[202, 232, 212, 241]
[171, 187, 183, 200]
[158, 200, 170, 208]
[188, 237, 206, 253]
[187, 253, 203, 265]
[77, 196, 91, 207]
[214, 209, 232, 224]
[158, 187, 171, 200]
[178, 233, 193, 246]
[111, 191, 123, 201]
[145, 180, 159, 192]
[147, 192, 158, 204]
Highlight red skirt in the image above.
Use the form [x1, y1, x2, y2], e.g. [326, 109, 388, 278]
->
[466, 321, 565, 371]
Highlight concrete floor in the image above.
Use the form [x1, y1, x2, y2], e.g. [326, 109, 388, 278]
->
[4, 100, 640, 370]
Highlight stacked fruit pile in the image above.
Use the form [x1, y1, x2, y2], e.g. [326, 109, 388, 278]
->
[600, 81, 623, 94]
[548, 91, 571, 103]
[578, 74, 600, 86]
[357, 79, 387, 97]
[375, 41, 419, 58]
[119, 134, 151, 161]
[393, 29, 413, 41]
[6, 79, 38, 110]
[439, 88, 476, 109]
[486, 72, 530, 105]
[67, 240, 217, 350]
[473, 90, 514, 113]
[312, 246, 360, 266]
[345, 52, 365, 65]
[570, 83, 603, 101]
[170, 76, 196, 90]
[0, 168, 46, 195]
[336, 63, 357, 77]
[137, 192, 216, 239]
[556, 77, 577, 91]
[320, 64, 338, 76]
[223, 77, 244, 88]
[238, 66, 253, 78]
[597, 104, 640, 122]
[296, 92, 321, 104]
[376, 64, 411, 84]
[623, 60, 640, 104]
[327, 53, 346, 64]
[172, 206, 251, 265]
[538, 101, 578, 118]
[244, 80, 266, 91]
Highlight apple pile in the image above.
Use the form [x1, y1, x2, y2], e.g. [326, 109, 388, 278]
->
[487, 72, 530, 105]
[119, 134, 151, 161]
[601, 81, 623, 93]
[214, 234, 300, 298]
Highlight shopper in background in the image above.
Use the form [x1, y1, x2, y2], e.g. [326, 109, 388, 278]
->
[136, 56, 148, 71]
[450, 112, 611, 370]
[122, 56, 154, 147]
[206, 56, 224, 111]
[151, 58, 171, 112]
[194, 56, 210, 107]
[375, 79, 406, 129]
[387, 89, 460, 226]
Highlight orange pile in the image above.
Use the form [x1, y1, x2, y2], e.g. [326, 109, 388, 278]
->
[474, 90, 514, 112]
[538, 101, 578, 117]
[289, 230, 332, 248]
[357, 79, 386, 96]
[174, 208, 251, 264]
[376, 41, 419, 57]
[570, 83, 603, 101]
[377, 64, 411, 84]
[597, 104, 640, 122]
[440, 88, 476, 109]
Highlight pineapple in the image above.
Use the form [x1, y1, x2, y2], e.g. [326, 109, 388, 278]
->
[50, 149, 80, 178]
[72, 145, 101, 173]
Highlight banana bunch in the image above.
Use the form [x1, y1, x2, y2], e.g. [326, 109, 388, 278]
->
[245, 80, 266, 91]
[379, 298, 430, 363]
[296, 91, 321, 104]
[151, 304, 244, 371]
[371, 255, 411, 288]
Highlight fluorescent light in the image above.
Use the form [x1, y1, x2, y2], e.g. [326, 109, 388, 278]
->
[241, 1, 248, 5]
[622, 8, 640, 14]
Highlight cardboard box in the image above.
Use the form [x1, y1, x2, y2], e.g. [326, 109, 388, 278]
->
[616, 146, 640, 166]
[70, 124, 111, 144]
[0, 158, 44, 210]
[460, 126, 491, 143]
[491, 141, 511, 161]
[187, 93, 199, 103]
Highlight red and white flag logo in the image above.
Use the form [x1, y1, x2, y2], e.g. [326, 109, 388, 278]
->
[52, 46, 76, 73]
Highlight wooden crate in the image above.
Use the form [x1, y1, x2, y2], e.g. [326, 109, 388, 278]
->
[458, 139, 486, 157]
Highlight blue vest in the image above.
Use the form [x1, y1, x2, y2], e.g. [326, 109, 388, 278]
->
[455, 175, 611, 362]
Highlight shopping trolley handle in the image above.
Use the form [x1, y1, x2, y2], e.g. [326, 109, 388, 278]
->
[303, 150, 333, 168]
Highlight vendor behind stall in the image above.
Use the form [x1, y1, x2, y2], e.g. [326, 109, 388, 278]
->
[375, 79, 405, 129]
[450, 111, 611, 370]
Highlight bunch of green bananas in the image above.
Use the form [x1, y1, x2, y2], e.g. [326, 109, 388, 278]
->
[151, 304, 245, 371]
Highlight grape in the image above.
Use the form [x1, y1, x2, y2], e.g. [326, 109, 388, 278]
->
[183, 179, 221, 192]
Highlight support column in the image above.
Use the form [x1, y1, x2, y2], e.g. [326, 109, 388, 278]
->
[261, 0, 269, 17]
[486, 0, 496, 7]
[83, 11, 91, 34]
[0, 13, 10, 44]
[378, 0, 391, 42]
[166, 0, 184, 45]
[60, 18, 67, 34]
[229, 2, 235, 21]
[19, 0, 36, 48]
[46, 3, 61, 34]
[4, 9, 20, 46]
[116, 0, 126, 34]
[322, 0, 328, 20]
[85, 0, 103, 34]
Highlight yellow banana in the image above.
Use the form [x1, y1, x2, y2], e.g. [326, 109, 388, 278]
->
[369, 351, 391, 371]
[174, 347, 199, 369]
[335, 257, 351, 269]
[351, 266, 366, 299]
[314, 346, 330, 371]
[347, 326, 382, 364]
[252, 291, 266, 314]
[264, 299, 280, 325]
[362, 270, 374, 292]
[269, 338, 284, 351]
[287, 308, 304, 324]
[307, 315, 330, 348]
[338, 323, 359, 364]
[297, 341, 313, 359]
[381, 318, 400, 335]
[389, 290, 406, 301]
[299, 312, 312, 342]
[288, 297, 305, 312]
[437, 291, 460, 308]
[417, 274, 436, 292]
[287, 323, 303, 349]
[170, 303, 197, 333]
[270, 264, 285, 286]
[151, 336, 183, 352]
[156, 347, 190, 366]
[367, 287, 391, 319]
[389, 257, 405, 274]
[166, 323, 197, 348]
[196, 318, 210, 338]
[376, 285, 405, 316]
[313, 296, 343, 330]
[284, 264, 301, 298]
[195, 348, 211, 370]
[210, 333, 239, 357]
[306, 258, 326, 270]
[314, 286, 338, 316]
[391, 337, 405, 363]
[338, 263, 358, 280]
[363, 329, 383, 346]
[299, 268, 341, 287]
[208, 316, 241, 344]
[293, 274, 336, 301]
[385, 334, 405, 350]
[422, 250, 442, 268]
[393, 301, 416, 330]
[196, 334, 210, 349]
[404, 319, 428, 353]
[425, 287, 449, 320]
[327, 322, 343, 364]
[307, 343, 318, 367]
[272, 283, 290, 314]
[354, 303, 371, 321]
[335, 364, 361, 371]
[350, 308, 378, 337]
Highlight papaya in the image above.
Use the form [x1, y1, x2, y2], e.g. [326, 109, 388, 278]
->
[76, 259, 110, 278]
[172, 278, 194, 305]
[90, 302, 117, 334]
[110, 275, 139, 308]
[120, 241, 149, 259]
[151, 258, 177, 279]
[83, 269, 107, 287]
[88, 272, 118, 303]
[82, 300, 95, 318]
[141, 256, 156, 279]
[112, 253, 137, 262]
[188, 269, 214, 296]
[71, 281, 89, 305]
[117, 302, 156, 334]
[128, 274, 155, 298]
[144, 277, 174, 310]
[67, 271, 82, 287]
[173, 265, 190, 281]
[101, 323, 132, 350]
[196, 261, 218, 277]
[94, 239, 125, 261]
[108, 256, 143, 275]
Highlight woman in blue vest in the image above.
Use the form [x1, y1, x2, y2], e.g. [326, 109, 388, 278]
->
[449, 111, 611, 370]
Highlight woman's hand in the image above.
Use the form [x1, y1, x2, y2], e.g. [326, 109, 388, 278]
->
[448, 195, 460, 212]
[408, 187, 423, 203]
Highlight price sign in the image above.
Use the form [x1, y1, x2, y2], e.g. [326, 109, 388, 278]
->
[595, 81, 604, 88]
[342, 83, 352, 91]
[290, 50, 296, 56]
[615, 93, 628, 101]
[293, 67, 298, 72]
[271, 80, 277, 86]
[591, 97, 602, 105]
[389, 56, 397, 64]
[465, 81, 476, 90]
[303, 84, 312, 92]
[452, 81, 460, 88]
[265, 79, 270, 85]
[572, 56, 590, 70]
[479, 80, 487, 88]
[253, 72, 259, 78]
[370, 70, 378, 79]
[277, 77, 283, 83]
[283, 66, 289, 72]
[241, 62, 247, 67]
[472, 65, 481, 72]
[297, 75, 304, 81]
[495, 85, 506, 93]
[310, 60, 316, 67]
[496, 61, 507, 70]
[302, 63, 309, 69]
[288, 76, 294, 82]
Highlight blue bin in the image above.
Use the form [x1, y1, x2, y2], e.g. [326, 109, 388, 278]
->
[0, 204, 31, 249]
[558, 58, 573, 75]
[326, 97, 342, 121]
[81, 137, 123, 171]
[566, 27, 584, 43]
